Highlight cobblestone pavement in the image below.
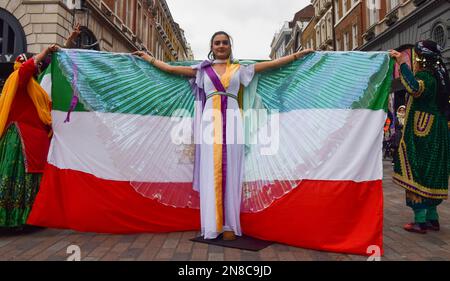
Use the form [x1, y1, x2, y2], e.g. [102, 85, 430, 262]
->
[1, 160, 449, 261]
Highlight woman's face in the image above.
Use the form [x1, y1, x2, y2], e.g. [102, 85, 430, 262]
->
[211, 34, 231, 60]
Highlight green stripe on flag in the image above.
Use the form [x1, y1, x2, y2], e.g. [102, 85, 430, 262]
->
[255, 52, 392, 112]
[51, 50, 392, 115]
[52, 54, 88, 112]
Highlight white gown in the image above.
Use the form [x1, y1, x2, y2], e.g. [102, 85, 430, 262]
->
[191, 62, 255, 239]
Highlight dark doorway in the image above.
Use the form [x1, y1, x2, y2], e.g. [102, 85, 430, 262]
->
[0, 8, 27, 89]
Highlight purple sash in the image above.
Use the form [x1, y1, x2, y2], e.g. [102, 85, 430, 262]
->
[204, 65, 228, 227]
[204, 66, 227, 92]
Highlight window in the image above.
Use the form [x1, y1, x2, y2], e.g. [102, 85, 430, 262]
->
[143, 15, 148, 48]
[156, 41, 159, 59]
[327, 15, 332, 39]
[321, 22, 326, 43]
[0, 19, 3, 52]
[137, 3, 142, 38]
[149, 23, 153, 53]
[336, 38, 340, 51]
[389, 0, 399, 11]
[432, 24, 446, 48]
[114, 0, 124, 19]
[125, 0, 133, 28]
[7, 25, 14, 52]
[343, 0, 348, 14]
[343, 32, 349, 51]
[367, 0, 379, 27]
[0, 9, 26, 55]
[316, 29, 320, 45]
[334, 0, 340, 21]
[352, 24, 358, 49]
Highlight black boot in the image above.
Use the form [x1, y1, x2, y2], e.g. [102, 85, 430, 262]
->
[425, 220, 440, 231]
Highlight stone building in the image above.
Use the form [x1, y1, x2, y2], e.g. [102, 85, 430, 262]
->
[0, 0, 193, 87]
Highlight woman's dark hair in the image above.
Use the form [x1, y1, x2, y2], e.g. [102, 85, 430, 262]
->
[414, 40, 450, 119]
[208, 31, 233, 61]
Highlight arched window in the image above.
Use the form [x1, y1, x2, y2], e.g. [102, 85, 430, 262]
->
[74, 26, 100, 50]
[0, 8, 26, 55]
[432, 23, 446, 48]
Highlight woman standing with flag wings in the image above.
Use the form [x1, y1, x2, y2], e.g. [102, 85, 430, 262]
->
[133, 31, 313, 240]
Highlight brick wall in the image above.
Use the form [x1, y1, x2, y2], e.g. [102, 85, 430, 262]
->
[335, 2, 363, 50]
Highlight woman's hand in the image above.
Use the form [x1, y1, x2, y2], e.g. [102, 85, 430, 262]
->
[293, 48, 314, 60]
[255, 48, 315, 73]
[389, 49, 408, 65]
[67, 23, 81, 42]
[35, 44, 60, 67]
[48, 44, 60, 53]
[132, 50, 153, 62]
[297, 48, 314, 58]
[64, 23, 81, 48]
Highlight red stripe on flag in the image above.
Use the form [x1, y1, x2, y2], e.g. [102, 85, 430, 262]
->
[241, 179, 384, 255]
[28, 164, 383, 255]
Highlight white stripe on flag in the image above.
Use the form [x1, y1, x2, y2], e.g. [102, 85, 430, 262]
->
[48, 109, 385, 182]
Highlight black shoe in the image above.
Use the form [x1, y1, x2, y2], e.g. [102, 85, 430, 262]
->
[425, 220, 440, 231]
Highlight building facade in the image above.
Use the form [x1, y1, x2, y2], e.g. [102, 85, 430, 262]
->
[282, 0, 448, 113]
[334, 0, 364, 51]
[359, 0, 449, 68]
[270, 21, 292, 59]
[313, 0, 334, 50]
[286, 4, 315, 54]
[360, 0, 416, 46]
[270, 4, 314, 59]
[302, 16, 317, 50]
[0, 0, 193, 88]
[358, 0, 449, 117]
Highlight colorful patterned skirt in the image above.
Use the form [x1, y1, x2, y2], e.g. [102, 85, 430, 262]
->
[0, 124, 41, 228]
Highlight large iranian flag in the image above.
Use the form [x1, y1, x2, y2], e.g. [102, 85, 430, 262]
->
[28, 49, 392, 255]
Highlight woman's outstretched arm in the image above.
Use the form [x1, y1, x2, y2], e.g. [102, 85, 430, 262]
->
[34, 44, 60, 65]
[254, 48, 314, 73]
[133, 51, 197, 77]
